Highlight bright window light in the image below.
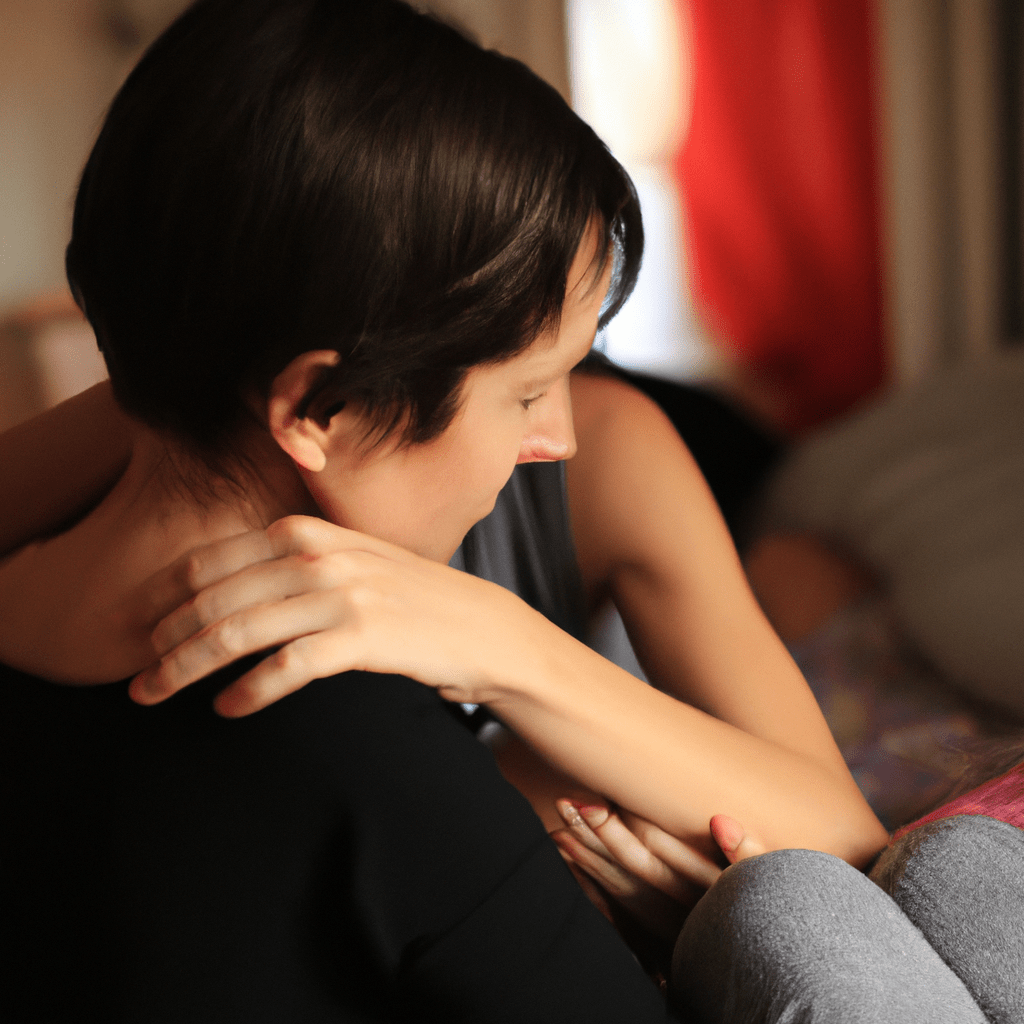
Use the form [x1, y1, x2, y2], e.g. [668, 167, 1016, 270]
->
[567, 0, 713, 379]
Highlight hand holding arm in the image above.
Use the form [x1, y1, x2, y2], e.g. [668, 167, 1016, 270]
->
[552, 802, 716, 941]
[550, 802, 763, 941]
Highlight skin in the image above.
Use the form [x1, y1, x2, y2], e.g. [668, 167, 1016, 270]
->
[0, 229, 607, 685]
[0, 237, 887, 920]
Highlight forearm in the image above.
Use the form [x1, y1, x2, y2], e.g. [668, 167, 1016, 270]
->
[125, 499, 884, 869]
[552, 374, 886, 864]
[487, 621, 887, 867]
[0, 381, 130, 555]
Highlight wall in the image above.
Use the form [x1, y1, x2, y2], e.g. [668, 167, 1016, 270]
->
[424, 0, 569, 100]
[876, 0, 1024, 383]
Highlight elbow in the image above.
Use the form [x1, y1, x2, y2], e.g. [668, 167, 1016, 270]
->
[819, 802, 889, 870]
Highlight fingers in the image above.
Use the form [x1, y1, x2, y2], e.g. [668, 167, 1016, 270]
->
[131, 522, 498, 712]
[551, 814, 687, 942]
[141, 515, 411, 648]
[551, 824, 648, 900]
[710, 813, 766, 863]
[131, 589, 355, 707]
[210, 628, 366, 717]
[555, 801, 703, 904]
[140, 515, 423, 671]
[136, 529, 275, 627]
[620, 811, 722, 890]
[150, 549, 376, 656]
[132, 514, 506, 714]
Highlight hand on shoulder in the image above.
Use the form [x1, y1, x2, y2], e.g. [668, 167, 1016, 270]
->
[130, 515, 559, 716]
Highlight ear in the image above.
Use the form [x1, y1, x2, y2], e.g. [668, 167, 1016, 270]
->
[267, 350, 342, 473]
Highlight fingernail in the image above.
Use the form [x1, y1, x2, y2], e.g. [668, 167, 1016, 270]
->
[556, 799, 585, 829]
[710, 813, 745, 854]
[575, 803, 609, 828]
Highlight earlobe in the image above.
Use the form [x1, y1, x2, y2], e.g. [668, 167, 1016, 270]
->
[267, 350, 342, 473]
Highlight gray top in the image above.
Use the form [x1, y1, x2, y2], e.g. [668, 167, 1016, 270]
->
[451, 460, 587, 642]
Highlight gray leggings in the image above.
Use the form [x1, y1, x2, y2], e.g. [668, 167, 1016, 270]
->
[671, 816, 1024, 1024]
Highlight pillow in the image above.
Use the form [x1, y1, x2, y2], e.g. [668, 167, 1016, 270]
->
[756, 349, 1024, 716]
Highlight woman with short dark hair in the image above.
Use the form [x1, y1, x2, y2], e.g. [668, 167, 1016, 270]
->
[66, 0, 638, 472]
[0, 2, 669, 1019]
[0, 1, 1005, 1021]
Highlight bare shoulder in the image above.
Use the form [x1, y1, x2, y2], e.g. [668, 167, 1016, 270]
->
[569, 370, 669, 439]
[568, 370, 699, 501]
[567, 371, 726, 593]
[566, 371, 849, 772]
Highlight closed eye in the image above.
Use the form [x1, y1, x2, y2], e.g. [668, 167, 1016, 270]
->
[520, 392, 545, 410]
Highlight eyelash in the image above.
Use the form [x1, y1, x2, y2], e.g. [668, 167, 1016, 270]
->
[521, 393, 544, 410]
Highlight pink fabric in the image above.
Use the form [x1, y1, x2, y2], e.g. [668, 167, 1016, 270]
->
[892, 762, 1024, 843]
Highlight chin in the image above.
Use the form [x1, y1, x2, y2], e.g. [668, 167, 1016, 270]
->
[478, 493, 500, 521]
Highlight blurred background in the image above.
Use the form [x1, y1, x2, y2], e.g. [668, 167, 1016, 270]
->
[1, 0, 1022, 435]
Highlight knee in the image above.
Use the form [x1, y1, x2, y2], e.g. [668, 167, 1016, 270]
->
[671, 850, 891, 1021]
[874, 814, 1024, 914]
[675, 848, 861, 961]
[873, 816, 1024, 1024]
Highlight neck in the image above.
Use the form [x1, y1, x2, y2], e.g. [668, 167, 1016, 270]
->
[123, 424, 312, 534]
[0, 420, 315, 683]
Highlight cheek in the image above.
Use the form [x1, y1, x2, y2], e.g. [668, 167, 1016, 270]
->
[395, 430, 515, 529]
[447, 409, 524, 496]
[447, 440, 519, 515]
[483, 428, 528, 496]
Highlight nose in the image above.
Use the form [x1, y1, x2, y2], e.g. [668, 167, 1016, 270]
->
[517, 377, 577, 463]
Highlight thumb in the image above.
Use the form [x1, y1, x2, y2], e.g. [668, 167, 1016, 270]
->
[710, 814, 765, 864]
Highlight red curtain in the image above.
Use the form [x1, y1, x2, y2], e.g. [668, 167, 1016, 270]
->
[676, 0, 886, 432]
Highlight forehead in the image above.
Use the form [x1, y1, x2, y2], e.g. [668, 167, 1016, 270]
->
[507, 253, 611, 377]
[456, 222, 611, 402]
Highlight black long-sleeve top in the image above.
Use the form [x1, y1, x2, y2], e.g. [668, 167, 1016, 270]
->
[0, 659, 679, 1022]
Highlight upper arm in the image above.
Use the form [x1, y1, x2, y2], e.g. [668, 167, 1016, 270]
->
[567, 372, 847, 778]
[0, 381, 130, 556]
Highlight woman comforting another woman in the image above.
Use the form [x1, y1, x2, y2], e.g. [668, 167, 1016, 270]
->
[0, 1, 1018, 1021]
